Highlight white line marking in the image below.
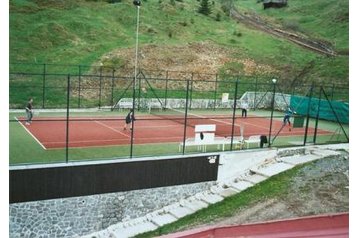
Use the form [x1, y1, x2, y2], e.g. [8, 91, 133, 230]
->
[14, 117, 47, 150]
[94, 120, 131, 138]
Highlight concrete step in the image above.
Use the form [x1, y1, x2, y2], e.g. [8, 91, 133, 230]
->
[150, 213, 177, 227]
[250, 162, 294, 177]
[168, 206, 196, 219]
[110, 221, 158, 238]
[180, 198, 209, 212]
[197, 192, 224, 204]
[210, 185, 240, 198]
[311, 148, 340, 157]
[229, 180, 254, 191]
[280, 154, 321, 165]
[243, 174, 268, 184]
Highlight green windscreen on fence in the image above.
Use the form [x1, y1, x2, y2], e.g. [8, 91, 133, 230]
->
[290, 95, 349, 124]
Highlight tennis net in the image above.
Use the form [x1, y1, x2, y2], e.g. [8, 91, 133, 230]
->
[149, 108, 242, 138]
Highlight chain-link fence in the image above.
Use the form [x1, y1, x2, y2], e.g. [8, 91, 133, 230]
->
[9, 63, 349, 165]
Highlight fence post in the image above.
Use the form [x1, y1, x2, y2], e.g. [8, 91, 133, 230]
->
[303, 84, 314, 145]
[138, 73, 142, 111]
[111, 68, 115, 108]
[214, 74, 218, 110]
[98, 66, 103, 109]
[130, 76, 136, 158]
[189, 73, 194, 110]
[42, 63, 46, 109]
[182, 80, 190, 155]
[164, 71, 169, 109]
[65, 74, 70, 163]
[253, 77, 257, 110]
[268, 79, 277, 147]
[78, 65, 81, 108]
[230, 80, 239, 151]
[313, 86, 322, 144]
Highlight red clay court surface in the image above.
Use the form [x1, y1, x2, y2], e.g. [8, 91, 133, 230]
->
[159, 213, 348, 238]
[16, 115, 331, 149]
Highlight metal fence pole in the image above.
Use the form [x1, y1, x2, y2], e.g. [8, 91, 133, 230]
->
[213, 74, 218, 110]
[130, 76, 136, 158]
[65, 74, 70, 163]
[313, 86, 323, 144]
[111, 69, 115, 108]
[230, 80, 239, 151]
[42, 63, 46, 109]
[253, 77, 257, 110]
[189, 73, 194, 110]
[303, 84, 314, 145]
[182, 80, 190, 155]
[78, 65, 81, 108]
[164, 71, 169, 109]
[98, 66, 103, 109]
[268, 79, 277, 147]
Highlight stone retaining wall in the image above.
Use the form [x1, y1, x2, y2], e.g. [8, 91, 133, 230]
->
[9, 181, 214, 238]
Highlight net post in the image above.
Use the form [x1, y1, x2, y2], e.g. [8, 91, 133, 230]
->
[65, 74, 71, 163]
[78, 65, 81, 108]
[230, 80, 239, 151]
[182, 80, 190, 155]
[313, 86, 323, 144]
[42, 63, 46, 109]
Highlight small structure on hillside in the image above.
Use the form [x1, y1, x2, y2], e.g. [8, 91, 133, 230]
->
[263, 0, 288, 9]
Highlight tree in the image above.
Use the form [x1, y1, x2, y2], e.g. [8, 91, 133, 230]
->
[198, 0, 212, 16]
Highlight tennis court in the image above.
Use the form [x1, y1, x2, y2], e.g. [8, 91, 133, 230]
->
[15, 111, 331, 150]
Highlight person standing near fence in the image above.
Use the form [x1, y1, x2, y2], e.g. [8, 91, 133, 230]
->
[25, 98, 33, 125]
[123, 109, 135, 130]
[283, 107, 295, 131]
[241, 100, 249, 118]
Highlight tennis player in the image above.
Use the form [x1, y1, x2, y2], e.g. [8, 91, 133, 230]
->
[283, 107, 295, 131]
[123, 109, 135, 130]
[25, 98, 33, 125]
[241, 100, 249, 118]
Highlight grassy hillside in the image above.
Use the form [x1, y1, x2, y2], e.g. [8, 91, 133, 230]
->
[9, 0, 349, 92]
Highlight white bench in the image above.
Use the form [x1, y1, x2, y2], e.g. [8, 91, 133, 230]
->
[244, 135, 261, 149]
[179, 124, 244, 152]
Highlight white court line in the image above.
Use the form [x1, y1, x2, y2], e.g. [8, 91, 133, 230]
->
[94, 120, 131, 138]
[14, 117, 47, 150]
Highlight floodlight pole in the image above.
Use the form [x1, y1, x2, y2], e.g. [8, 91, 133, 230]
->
[130, 1, 141, 158]
[268, 78, 277, 147]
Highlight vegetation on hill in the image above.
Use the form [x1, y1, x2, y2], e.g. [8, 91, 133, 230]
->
[9, 0, 349, 104]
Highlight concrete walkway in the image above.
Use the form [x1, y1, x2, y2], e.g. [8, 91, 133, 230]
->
[81, 144, 348, 238]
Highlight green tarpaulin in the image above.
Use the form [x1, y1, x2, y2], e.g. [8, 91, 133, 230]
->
[290, 95, 349, 124]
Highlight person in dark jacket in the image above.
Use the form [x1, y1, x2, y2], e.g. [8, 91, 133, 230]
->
[123, 109, 135, 130]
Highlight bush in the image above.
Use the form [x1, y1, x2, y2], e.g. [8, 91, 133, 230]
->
[215, 13, 221, 21]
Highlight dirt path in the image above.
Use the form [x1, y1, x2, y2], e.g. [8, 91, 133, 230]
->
[230, 8, 337, 56]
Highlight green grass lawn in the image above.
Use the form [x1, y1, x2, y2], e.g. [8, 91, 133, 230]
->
[9, 109, 348, 165]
